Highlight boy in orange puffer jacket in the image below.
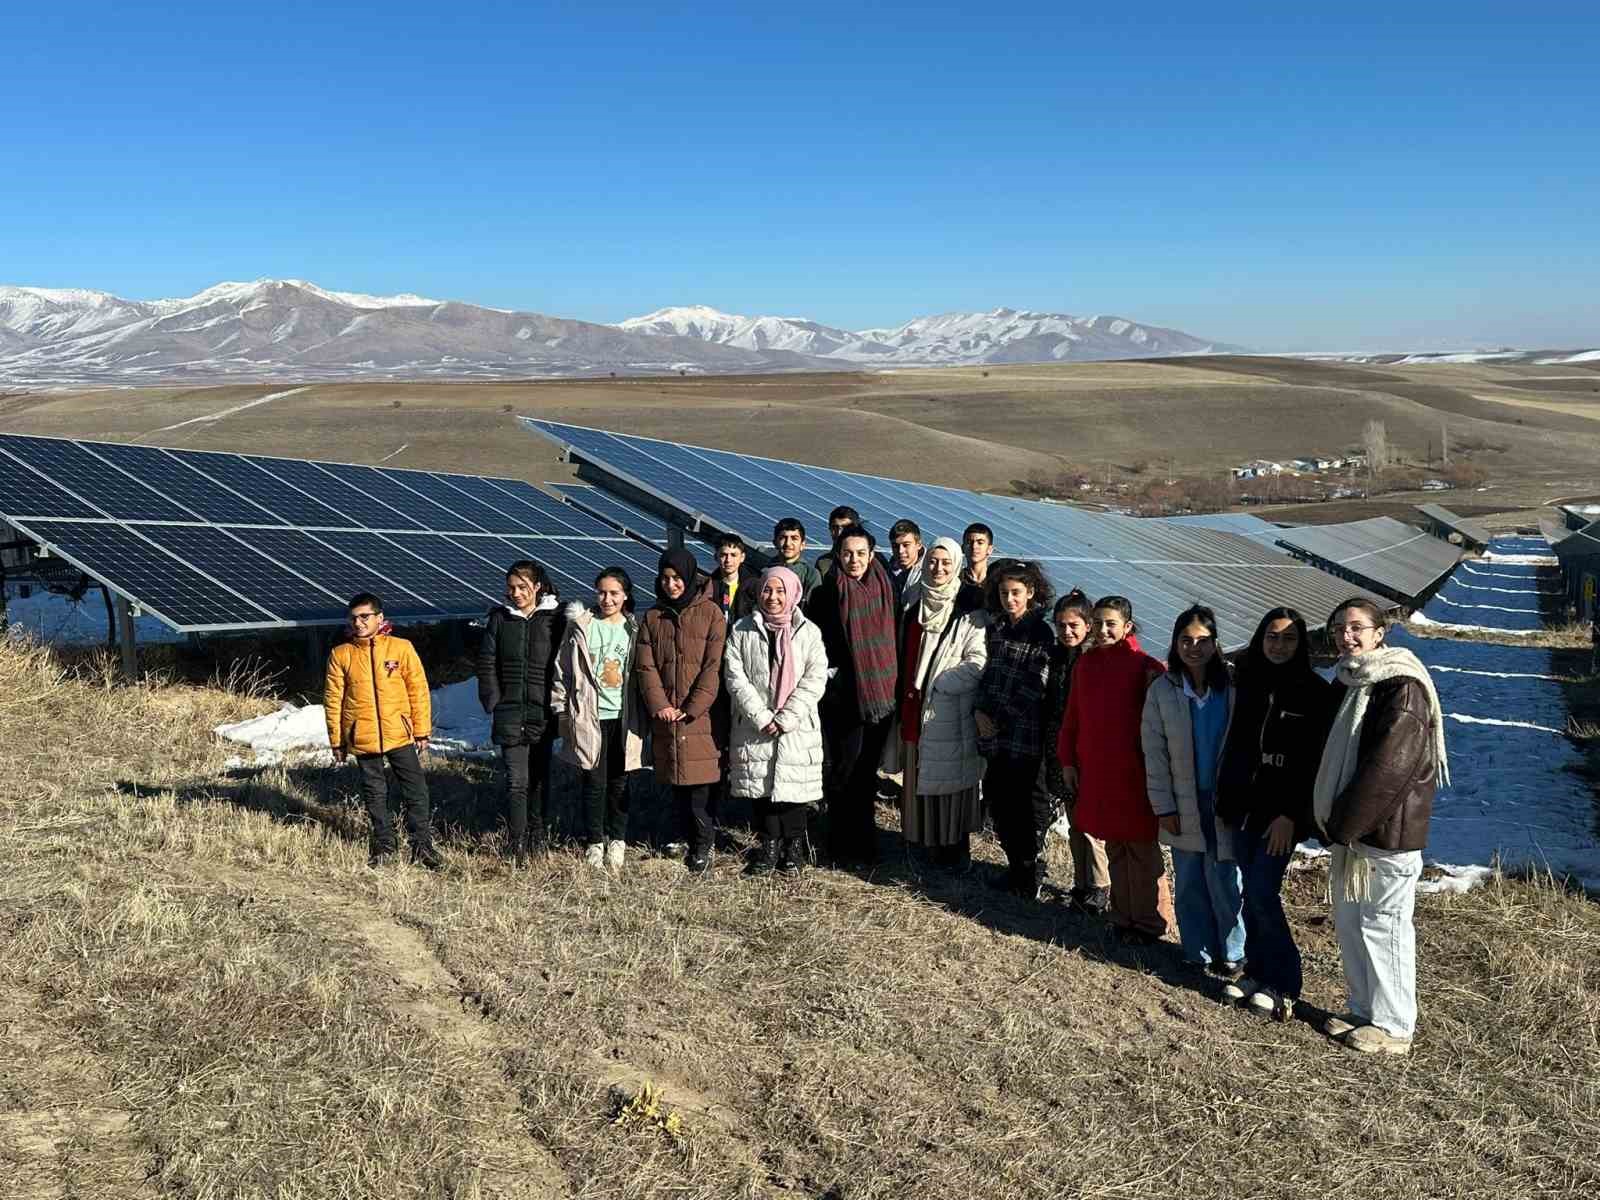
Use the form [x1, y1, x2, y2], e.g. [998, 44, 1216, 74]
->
[325, 592, 442, 869]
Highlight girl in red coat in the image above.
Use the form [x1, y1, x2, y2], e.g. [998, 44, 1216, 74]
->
[1058, 596, 1174, 943]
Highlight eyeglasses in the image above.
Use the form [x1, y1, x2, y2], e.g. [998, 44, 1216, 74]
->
[1330, 623, 1377, 635]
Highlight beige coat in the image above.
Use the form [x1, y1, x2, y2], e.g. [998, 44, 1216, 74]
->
[551, 603, 647, 772]
[884, 608, 989, 795]
[1141, 672, 1236, 860]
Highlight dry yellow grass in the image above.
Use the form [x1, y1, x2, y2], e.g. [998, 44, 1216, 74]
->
[2, 634, 1598, 1199]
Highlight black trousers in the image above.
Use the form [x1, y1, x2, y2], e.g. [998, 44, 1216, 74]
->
[822, 712, 893, 862]
[580, 718, 630, 844]
[502, 727, 555, 850]
[356, 744, 433, 853]
[752, 796, 813, 841]
[985, 750, 1051, 882]
[677, 783, 713, 855]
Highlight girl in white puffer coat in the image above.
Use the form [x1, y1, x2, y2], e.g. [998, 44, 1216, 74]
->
[724, 565, 829, 875]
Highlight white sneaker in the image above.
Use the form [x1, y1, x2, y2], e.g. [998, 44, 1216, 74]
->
[1247, 986, 1279, 1014]
[1222, 975, 1258, 1004]
[606, 839, 626, 869]
[584, 843, 605, 870]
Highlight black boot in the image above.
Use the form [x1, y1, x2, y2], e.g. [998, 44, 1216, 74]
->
[746, 836, 779, 877]
[412, 842, 445, 872]
[686, 843, 712, 874]
[777, 837, 802, 876]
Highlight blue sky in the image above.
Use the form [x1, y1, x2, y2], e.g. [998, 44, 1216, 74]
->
[6, 2, 1598, 350]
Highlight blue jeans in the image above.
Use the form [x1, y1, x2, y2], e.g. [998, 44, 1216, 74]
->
[1332, 847, 1422, 1037]
[1170, 792, 1246, 966]
[1233, 819, 1301, 998]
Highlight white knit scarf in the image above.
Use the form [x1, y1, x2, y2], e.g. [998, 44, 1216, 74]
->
[1313, 645, 1450, 901]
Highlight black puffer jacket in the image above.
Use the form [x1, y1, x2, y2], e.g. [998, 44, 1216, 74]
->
[476, 604, 566, 746]
[1216, 668, 1335, 838]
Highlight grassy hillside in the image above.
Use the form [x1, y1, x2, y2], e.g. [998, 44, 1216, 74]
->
[5, 357, 1599, 509]
[2, 635, 1598, 1199]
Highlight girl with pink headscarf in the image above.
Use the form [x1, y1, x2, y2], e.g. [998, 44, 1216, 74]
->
[722, 565, 831, 875]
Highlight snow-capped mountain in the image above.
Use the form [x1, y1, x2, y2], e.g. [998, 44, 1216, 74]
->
[0, 280, 797, 384]
[0, 280, 1238, 385]
[618, 304, 1234, 365]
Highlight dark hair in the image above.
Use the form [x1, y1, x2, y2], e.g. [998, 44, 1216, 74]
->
[829, 505, 861, 525]
[773, 517, 806, 542]
[984, 558, 1053, 616]
[833, 522, 876, 552]
[1240, 606, 1313, 683]
[1167, 604, 1230, 692]
[1328, 595, 1387, 631]
[963, 523, 994, 542]
[713, 532, 746, 553]
[594, 566, 636, 614]
[1092, 595, 1135, 628]
[505, 559, 552, 596]
[347, 591, 383, 615]
[1052, 588, 1092, 621]
[889, 519, 922, 542]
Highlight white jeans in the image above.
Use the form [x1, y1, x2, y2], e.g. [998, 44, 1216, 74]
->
[1332, 847, 1422, 1038]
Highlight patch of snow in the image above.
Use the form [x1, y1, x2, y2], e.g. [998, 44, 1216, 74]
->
[1447, 712, 1565, 734]
[1418, 864, 1497, 895]
[1481, 552, 1558, 566]
[214, 679, 495, 763]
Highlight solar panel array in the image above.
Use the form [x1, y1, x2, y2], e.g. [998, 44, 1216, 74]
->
[0, 433, 672, 632]
[1415, 503, 1491, 550]
[1272, 517, 1461, 604]
[524, 419, 1392, 648]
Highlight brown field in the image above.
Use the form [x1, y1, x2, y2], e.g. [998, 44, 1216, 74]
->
[4, 633, 1599, 1199]
[4, 357, 1599, 519]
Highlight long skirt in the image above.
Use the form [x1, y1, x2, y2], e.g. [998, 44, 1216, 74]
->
[900, 742, 983, 847]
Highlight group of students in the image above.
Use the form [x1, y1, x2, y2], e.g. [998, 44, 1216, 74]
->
[324, 505, 1448, 1057]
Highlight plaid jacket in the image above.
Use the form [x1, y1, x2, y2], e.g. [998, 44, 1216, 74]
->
[974, 608, 1054, 759]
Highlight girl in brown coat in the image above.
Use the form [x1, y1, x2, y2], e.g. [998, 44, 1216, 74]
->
[637, 548, 728, 872]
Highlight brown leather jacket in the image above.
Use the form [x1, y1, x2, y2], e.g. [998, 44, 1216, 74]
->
[1324, 677, 1437, 851]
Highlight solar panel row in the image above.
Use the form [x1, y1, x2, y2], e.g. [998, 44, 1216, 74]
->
[524, 420, 1395, 649]
[1272, 518, 1461, 604]
[0, 434, 660, 632]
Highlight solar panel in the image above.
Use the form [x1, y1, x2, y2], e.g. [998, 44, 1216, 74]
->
[85, 443, 288, 526]
[0, 448, 104, 518]
[135, 525, 346, 621]
[0, 432, 653, 633]
[245, 456, 425, 531]
[553, 484, 675, 538]
[1272, 518, 1461, 604]
[3, 435, 192, 522]
[21, 520, 276, 630]
[179, 452, 349, 527]
[526, 419, 1397, 648]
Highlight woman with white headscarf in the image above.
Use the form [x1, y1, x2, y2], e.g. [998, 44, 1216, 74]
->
[889, 536, 989, 867]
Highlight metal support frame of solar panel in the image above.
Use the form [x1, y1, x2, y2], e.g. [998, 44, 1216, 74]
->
[1272, 517, 1461, 606]
[0, 432, 657, 633]
[552, 484, 715, 571]
[1415, 504, 1491, 552]
[523, 419, 1386, 649]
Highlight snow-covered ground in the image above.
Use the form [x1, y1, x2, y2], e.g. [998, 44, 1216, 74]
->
[1416, 538, 1563, 634]
[3, 585, 185, 646]
[1390, 625, 1598, 892]
[216, 678, 495, 767]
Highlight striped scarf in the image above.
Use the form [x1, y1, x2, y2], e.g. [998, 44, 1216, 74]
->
[837, 557, 898, 722]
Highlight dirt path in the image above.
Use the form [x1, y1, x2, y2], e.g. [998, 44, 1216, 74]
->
[0, 986, 154, 1199]
[204, 863, 572, 1199]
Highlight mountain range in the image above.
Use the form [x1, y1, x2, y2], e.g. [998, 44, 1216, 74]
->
[0, 279, 1238, 385]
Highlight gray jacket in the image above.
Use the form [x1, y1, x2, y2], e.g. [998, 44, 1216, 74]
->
[1141, 672, 1237, 861]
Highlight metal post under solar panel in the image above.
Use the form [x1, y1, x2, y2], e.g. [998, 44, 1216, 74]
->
[116, 595, 137, 679]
